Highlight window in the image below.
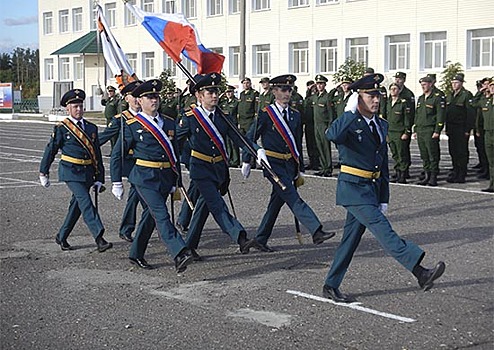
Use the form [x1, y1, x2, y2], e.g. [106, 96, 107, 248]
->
[142, 0, 154, 12]
[229, 0, 240, 14]
[60, 58, 70, 80]
[125, 0, 137, 26]
[72, 8, 83, 32]
[229, 46, 240, 76]
[207, 0, 223, 16]
[182, 0, 197, 18]
[385, 34, 410, 71]
[253, 44, 270, 75]
[43, 12, 53, 35]
[317, 39, 337, 73]
[421, 31, 446, 70]
[163, 53, 177, 76]
[290, 41, 309, 74]
[253, 0, 270, 11]
[162, 0, 176, 13]
[59, 10, 69, 33]
[468, 28, 494, 68]
[74, 57, 84, 81]
[90, 6, 98, 30]
[105, 3, 117, 28]
[347, 37, 368, 64]
[289, 0, 309, 7]
[44, 59, 54, 81]
[126, 53, 137, 73]
[317, 0, 338, 4]
[142, 52, 155, 78]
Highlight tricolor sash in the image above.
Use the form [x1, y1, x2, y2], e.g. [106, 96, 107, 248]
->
[133, 113, 178, 173]
[61, 118, 100, 174]
[191, 108, 229, 162]
[265, 105, 300, 163]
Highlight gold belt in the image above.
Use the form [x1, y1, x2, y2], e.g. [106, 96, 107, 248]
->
[136, 159, 171, 169]
[61, 154, 92, 165]
[340, 165, 381, 179]
[265, 150, 292, 160]
[191, 150, 223, 163]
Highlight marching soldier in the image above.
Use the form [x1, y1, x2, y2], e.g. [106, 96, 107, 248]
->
[414, 75, 446, 186]
[445, 74, 475, 183]
[323, 73, 445, 303]
[177, 73, 265, 259]
[241, 74, 336, 251]
[111, 79, 192, 272]
[312, 74, 334, 177]
[40, 89, 112, 252]
[385, 83, 412, 184]
[99, 80, 143, 242]
[101, 85, 120, 154]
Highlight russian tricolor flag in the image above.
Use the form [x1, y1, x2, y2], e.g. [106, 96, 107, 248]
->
[127, 3, 225, 74]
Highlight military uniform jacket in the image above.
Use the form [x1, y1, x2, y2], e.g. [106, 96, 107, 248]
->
[180, 93, 197, 113]
[445, 88, 475, 132]
[415, 91, 446, 133]
[326, 111, 390, 206]
[332, 89, 351, 120]
[99, 109, 137, 178]
[312, 90, 333, 124]
[102, 96, 120, 122]
[244, 105, 305, 178]
[238, 88, 259, 119]
[219, 96, 239, 119]
[398, 86, 415, 124]
[111, 113, 178, 192]
[258, 90, 275, 113]
[290, 92, 304, 114]
[385, 97, 412, 134]
[177, 107, 258, 185]
[40, 119, 104, 184]
[159, 97, 179, 120]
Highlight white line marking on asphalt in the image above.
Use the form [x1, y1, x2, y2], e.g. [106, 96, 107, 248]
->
[286, 290, 416, 323]
[0, 145, 44, 153]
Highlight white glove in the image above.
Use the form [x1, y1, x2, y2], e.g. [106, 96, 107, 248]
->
[241, 162, 251, 179]
[256, 148, 271, 168]
[344, 92, 359, 113]
[93, 181, 103, 193]
[169, 186, 176, 194]
[112, 182, 124, 200]
[39, 174, 50, 188]
[379, 203, 388, 215]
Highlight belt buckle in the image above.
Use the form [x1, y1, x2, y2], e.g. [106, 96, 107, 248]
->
[371, 171, 379, 179]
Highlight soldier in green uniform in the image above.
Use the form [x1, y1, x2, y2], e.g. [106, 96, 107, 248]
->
[159, 88, 179, 120]
[394, 72, 415, 179]
[414, 75, 446, 186]
[386, 83, 412, 184]
[445, 74, 475, 183]
[332, 77, 353, 120]
[258, 77, 275, 113]
[101, 85, 120, 154]
[476, 79, 494, 192]
[312, 74, 334, 177]
[472, 78, 491, 179]
[290, 85, 304, 113]
[219, 85, 240, 167]
[303, 81, 320, 170]
[238, 77, 260, 135]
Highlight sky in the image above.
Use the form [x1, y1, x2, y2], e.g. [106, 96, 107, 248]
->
[0, 0, 39, 54]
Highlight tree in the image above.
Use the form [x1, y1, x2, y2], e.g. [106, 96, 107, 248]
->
[440, 61, 463, 96]
[158, 69, 177, 97]
[332, 58, 366, 84]
[3, 47, 40, 99]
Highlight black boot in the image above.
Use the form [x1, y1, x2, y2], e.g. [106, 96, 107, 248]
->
[418, 172, 430, 185]
[404, 168, 411, 179]
[428, 172, 438, 186]
[446, 170, 457, 183]
[391, 170, 398, 181]
[397, 170, 407, 184]
[455, 169, 466, 183]
[418, 171, 426, 181]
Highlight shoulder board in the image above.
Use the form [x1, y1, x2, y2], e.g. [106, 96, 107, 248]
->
[435, 93, 441, 96]
[113, 113, 121, 119]
[126, 118, 138, 125]
[121, 110, 133, 119]
[185, 110, 194, 117]
[84, 120, 96, 126]
[261, 107, 268, 113]
[55, 121, 63, 127]
[162, 114, 174, 121]
[291, 107, 299, 113]
[401, 99, 407, 103]
[378, 116, 388, 123]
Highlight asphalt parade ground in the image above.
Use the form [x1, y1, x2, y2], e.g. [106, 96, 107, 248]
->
[1, 119, 493, 350]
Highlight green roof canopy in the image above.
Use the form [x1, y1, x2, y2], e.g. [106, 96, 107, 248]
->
[51, 31, 102, 55]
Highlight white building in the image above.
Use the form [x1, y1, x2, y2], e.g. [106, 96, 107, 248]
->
[38, 0, 494, 112]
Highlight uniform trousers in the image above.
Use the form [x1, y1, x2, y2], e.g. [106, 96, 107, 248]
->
[119, 183, 140, 237]
[325, 204, 424, 289]
[314, 119, 333, 172]
[177, 179, 200, 230]
[131, 186, 187, 259]
[416, 126, 441, 173]
[57, 181, 104, 241]
[388, 131, 409, 172]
